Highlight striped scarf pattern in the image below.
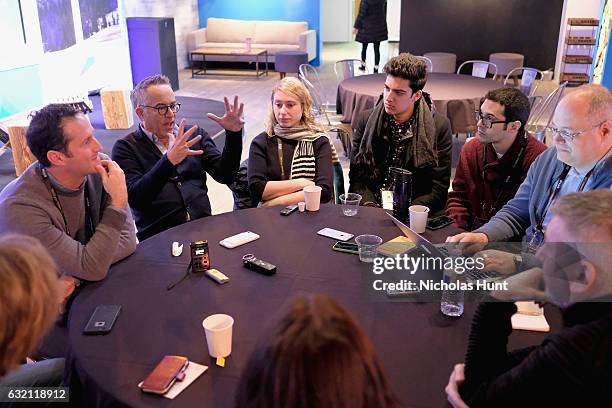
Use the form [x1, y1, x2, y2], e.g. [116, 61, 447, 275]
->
[272, 125, 340, 181]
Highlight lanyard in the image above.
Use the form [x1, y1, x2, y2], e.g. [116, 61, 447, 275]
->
[534, 164, 595, 232]
[480, 136, 527, 217]
[277, 138, 286, 180]
[39, 164, 93, 240]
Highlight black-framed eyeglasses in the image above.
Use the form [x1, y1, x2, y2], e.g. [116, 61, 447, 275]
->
[474, 111, 507, 129]
[141, 102, 181, 116]
[545, 120, 607, 143]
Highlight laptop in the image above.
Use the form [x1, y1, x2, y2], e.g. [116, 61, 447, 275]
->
[385, 212, 501, 282]
[385, 212, 447, 259]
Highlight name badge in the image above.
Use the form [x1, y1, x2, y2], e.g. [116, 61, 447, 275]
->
[381, 189, 393, 210]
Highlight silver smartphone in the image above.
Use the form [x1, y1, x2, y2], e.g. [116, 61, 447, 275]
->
[317, 228, 354, 241]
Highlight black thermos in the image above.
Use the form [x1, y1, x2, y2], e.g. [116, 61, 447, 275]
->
[390, 167, 412, 222]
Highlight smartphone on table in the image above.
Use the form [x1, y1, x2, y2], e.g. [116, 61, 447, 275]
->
[332, 241, 359, 254]
[426, 215, 455, 230]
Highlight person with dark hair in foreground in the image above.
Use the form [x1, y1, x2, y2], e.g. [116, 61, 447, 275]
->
[349, 52, 452, 212]
[446, 190, 612, 408]
[0, 234, 63, 397]
[446, 87, 547, 230]
[235, 295, 400, 408]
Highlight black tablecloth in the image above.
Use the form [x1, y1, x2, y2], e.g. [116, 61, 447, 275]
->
[66, 205, 558, 407]
[336, 73, 500, 129]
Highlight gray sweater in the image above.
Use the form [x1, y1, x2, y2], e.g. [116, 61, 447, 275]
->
[0, 163, 137, 281]
[475, 147, 612, 242]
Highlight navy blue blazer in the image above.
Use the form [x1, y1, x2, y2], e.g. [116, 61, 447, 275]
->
[112, 125, 242, 240]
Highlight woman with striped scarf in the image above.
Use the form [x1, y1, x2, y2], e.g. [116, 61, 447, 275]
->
[248, 77, 338, 207]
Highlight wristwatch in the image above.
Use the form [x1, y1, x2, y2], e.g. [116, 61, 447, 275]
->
[513, 254, 523, 272]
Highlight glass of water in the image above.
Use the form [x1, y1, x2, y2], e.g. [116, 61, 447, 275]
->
[339, 193, 362, 216]
[355, 234, 382, 262]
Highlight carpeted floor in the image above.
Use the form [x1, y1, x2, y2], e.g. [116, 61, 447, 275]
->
[0, 95, 226, 190]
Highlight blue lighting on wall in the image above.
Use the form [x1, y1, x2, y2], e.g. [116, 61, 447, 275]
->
[198, 0, 321, 66]
[598, 4, 612, 88]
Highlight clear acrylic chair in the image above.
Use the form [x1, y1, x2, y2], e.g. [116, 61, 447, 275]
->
[503, 67, 544, 96]
[298, 63, 352, 157]
[417, 56, 434, 72]
[334, 59, 363, 82]
[525, 81, 567, 143]
[457, 60, 498, 79]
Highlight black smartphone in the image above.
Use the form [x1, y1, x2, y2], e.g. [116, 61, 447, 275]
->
[280, 204, 299, 216]
[83, 305, 121, 335]
[332, 241, 359, 254]
[426, 215, 455, 230]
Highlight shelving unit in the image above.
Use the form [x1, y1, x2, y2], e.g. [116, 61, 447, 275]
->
[561, 18, 599, 86]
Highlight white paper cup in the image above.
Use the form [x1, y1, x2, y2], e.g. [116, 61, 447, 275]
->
[409, 205, 430, 233]
[202, 314, 234, 358]
[303, 185, 322, 211]
[298, 201, 305, 212]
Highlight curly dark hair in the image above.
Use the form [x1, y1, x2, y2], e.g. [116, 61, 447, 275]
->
[235, 295, 400, 408]
[26, 104, 81, 167]
[483, 87, 531, 132]
[383, 53, 428, 93]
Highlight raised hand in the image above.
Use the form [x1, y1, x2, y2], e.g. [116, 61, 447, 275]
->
[95, 160, 128, 209]
[207, 96, 245, 132]
[167, 119, 203, 165]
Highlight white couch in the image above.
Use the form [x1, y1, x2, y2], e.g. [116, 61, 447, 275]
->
[187, 17, 317, 63]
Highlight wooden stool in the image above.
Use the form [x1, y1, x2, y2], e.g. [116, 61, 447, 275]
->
[100, 88, 133, 129]
[7, 123, 36, 176]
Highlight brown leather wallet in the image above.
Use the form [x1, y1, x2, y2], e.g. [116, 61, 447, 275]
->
[141, 355, 189, 394]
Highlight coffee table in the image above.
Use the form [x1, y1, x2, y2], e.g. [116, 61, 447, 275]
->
[190, 47, 269, 78]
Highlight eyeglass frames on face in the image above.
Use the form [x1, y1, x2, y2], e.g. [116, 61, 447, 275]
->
[140, 102, 181, 116]
[546, 120, 607, 143]
[474, 111, 506, 129]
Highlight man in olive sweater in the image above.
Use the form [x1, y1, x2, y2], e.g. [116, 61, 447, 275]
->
[0, 104, 137, 291]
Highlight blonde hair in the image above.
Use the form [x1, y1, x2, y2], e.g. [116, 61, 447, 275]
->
[0, 234, 58, 376]
[551, 190, 612, 241]
[265, 77, 322, 135]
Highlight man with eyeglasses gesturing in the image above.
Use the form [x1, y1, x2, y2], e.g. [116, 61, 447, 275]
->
[112, 75, 243, 240]
[447, 84, 612, 253]
[446, 88, 547, 231]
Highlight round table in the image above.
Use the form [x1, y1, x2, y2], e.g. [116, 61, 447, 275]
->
[66, 205, 556, 407]
[336, 73, 500, 130]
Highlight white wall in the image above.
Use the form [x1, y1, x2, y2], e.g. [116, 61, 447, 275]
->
[122, 0, 199, 69]
[554, 0, 603, 81]
[321, 0, 352, 41]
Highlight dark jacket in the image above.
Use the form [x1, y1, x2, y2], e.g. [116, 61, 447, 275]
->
[247, 132, 333, 205]
[348, 107, 452, 214]
[111, 125, 242, 240]
[461, 301, 612, 407]
[446, 132, 547, 231]
[354, 0, 388, 43]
